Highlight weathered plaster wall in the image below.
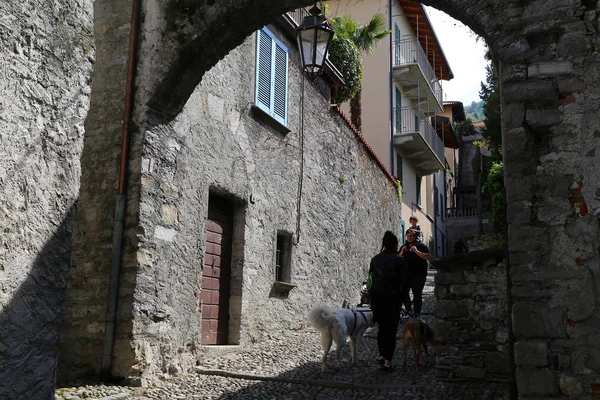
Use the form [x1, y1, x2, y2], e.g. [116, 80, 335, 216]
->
[120, 24, 402, 381]
[0, 0, 93, 398]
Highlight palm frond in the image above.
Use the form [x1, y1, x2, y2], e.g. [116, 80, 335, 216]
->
[353, 13, 391, 54]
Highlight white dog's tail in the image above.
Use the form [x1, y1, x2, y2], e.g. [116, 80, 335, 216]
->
[307, 304, 336, 332]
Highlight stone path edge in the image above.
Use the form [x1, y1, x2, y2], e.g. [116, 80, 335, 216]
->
[192, 367, 431, 391]
[98, 394, 130, 400]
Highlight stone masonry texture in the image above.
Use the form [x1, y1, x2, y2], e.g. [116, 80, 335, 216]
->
[431, 249, 511, 383]
[0, 0, 93, 399]
[2, 0, 600, 399]
[117, 22, 403, 383]
[58, 0, 135, 383]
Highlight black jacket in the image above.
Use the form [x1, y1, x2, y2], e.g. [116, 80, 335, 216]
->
[369, 250, 406, 303]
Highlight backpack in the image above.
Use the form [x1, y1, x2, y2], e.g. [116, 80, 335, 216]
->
[367, 264, 390, 298]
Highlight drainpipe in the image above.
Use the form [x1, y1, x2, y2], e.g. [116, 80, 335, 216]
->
[101, 0, 140, 379]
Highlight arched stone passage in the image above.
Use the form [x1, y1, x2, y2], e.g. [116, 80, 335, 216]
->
[139, 0, 600, 396]
[143, 0, 315, 119]
[64, 0, 600, 396]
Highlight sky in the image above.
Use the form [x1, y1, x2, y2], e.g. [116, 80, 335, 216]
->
[424, 6, 488, 106]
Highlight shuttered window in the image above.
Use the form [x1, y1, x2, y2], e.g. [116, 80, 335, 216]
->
[416, 174, 422, 207]
[255, 28, 289, 126]
[395, 87, 402, 134]
[394, 23, 401, 66]
[395, 151, 403, 183]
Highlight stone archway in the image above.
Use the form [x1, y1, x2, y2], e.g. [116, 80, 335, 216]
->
[140, 1, 599, 397]
[63, 0, 600, 397]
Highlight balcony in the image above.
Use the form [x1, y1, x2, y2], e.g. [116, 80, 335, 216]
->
[286, 7, 308, 25]
[393, 38, 443, 113]
[393, 106, 445, 175]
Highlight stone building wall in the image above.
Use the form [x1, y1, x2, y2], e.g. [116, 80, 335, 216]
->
[58, 0, 137, 382]
[114, 22, 403, 382]
[55, 16, 404, 381]
[456, 132, 491, 209]
[431, 249, 511, 384]
[445, 213, 492, 252]
[3, 0, 600, 398]
[0, 0, 93, 398]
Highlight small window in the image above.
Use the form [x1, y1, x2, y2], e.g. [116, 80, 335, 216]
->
[275, 232, 292, 283]
[255, 28, 289, 126]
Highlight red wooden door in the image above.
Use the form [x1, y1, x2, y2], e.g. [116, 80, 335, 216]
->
[201, 196, 233, 345]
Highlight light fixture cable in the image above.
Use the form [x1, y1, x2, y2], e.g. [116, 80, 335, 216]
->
[293, 72, 306, 245]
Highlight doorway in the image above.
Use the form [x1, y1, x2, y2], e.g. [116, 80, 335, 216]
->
[201, 194, 234, 345]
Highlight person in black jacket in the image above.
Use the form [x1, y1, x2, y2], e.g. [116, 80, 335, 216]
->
[399, 228, 430, 319]
[369, 231, 406, 371]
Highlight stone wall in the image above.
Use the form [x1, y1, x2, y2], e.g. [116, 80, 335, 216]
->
[0, 0, 93, 398]
[446, 214, 492, 249]
[456, 132, 491, 209]
[2, 0, 600, 398]
[431, 249, 511, 384]
[59, 0, 136, 382]
[63, 19, 403, 382]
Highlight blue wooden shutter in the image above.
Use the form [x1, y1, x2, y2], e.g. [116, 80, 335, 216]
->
[272, 41, 288, 126]
[255, 29, 272, 113]
[396, 152, 403, 183]
[416, 174, 422, 207]
[394, 23, 401, 65]
[255, 28, 288, 126]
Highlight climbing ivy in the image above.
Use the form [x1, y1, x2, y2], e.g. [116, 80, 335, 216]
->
[328, 35, 363, 104]
[396, 179, 403, 202]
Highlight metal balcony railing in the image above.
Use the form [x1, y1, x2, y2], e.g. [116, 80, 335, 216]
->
[287, 8, 308, 27]
[393, 106, 444, 164]
[393, 38, 443, 105]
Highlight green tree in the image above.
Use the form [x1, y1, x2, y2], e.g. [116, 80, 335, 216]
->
[479, 57, 501, 162]
[465, 100, 484, 121]
[483, 162, 505, 234]
[330, 13, 390, 129]
[479, 50, 505, 238]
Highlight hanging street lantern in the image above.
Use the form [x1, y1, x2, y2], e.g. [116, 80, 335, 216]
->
[296, 3, 334, 76]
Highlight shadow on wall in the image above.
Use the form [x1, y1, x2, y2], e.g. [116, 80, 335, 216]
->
[0, 205, 76, 400]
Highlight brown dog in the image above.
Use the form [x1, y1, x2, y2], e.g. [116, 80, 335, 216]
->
[402, 318, 436, 370]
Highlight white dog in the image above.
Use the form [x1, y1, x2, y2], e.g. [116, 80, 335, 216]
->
[307, 305, 375, 371]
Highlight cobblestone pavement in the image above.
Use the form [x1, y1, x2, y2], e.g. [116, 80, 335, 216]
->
[56, 271, 511, 400]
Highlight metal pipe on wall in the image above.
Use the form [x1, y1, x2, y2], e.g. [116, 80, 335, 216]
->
[101, 0, 140, 379]
[389, 0, 395, 175]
